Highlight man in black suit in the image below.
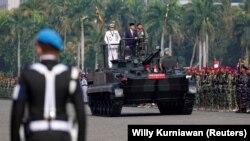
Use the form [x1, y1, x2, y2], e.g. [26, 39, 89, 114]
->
[10, 28, 86, 141]
[125, 23, 138, 57]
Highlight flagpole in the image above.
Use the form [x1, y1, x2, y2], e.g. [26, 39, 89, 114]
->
[77, 43, 80, 68]
[17, 30, 21, 76]
[80, 16, 88, 71]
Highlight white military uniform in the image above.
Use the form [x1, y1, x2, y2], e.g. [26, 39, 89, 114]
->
[104, 30, 121, 68]
[81, 78, 88, 103]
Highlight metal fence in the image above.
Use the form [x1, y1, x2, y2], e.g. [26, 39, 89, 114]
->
[193, 74, 237, 112]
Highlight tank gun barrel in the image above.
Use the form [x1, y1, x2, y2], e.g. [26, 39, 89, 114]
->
[142, 48, 161, 66]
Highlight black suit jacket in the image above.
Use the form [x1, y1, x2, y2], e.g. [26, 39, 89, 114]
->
[125, 29, 138, 46]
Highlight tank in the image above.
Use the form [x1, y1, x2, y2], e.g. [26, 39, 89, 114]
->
[87, 38, 196, 116]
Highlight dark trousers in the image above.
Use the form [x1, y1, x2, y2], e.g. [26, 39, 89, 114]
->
[27, 131, 71, 141]
[129, 45, 136, 57]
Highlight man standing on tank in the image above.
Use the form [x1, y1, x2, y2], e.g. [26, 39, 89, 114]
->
[125, 23, 138, 57]
[10, 28, 86, 141]
[104, 23, 121, 68]
[136, 23, 147, 55]
[137, 23, 146, 40]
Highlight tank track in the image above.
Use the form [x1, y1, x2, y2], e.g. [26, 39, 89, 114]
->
[88, 93, 122, 117]
[157, 93, 195, 115]
[181, 93, 195, 114]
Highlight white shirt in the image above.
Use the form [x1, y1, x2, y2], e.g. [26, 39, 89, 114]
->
[130, 29, 134, 37]
[104, 30, 121, 48]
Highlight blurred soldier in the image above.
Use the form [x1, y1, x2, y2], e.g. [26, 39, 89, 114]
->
[136, 23, 147, 56]
[159, 48, 178, 74]
[80, 72, 88, 103]
[137, 23, 146, 39]
[125, 23, 138, 57]
[104, 23, 121, 68]
[10, 28, 86, 141]
[237, 59, 242, 74]
[247, 69, 250, 112]
[236, 66, 248, 113]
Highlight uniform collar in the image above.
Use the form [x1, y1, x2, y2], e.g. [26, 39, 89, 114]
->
[40, 54, 57, 61]
[40, 55, 59, 70]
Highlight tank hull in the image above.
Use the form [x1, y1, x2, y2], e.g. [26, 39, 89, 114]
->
[87, 75, 196, 116]
[122, 76, 188, 104]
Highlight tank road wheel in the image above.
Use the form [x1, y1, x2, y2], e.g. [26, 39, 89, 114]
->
[157, 102, 172, 115]
[102, 100, 107, 115]
[106, 100, 111, 115]
[103, 95, 110, 116]
[96, 99, 100, 115]
[88, 95, 95, 115]
[100, 100, 104, 115]
[102, 100, 106, 115]
[157, 101, 183, 115]
[181, 93, 195, 115]
[157, 102, 166, 114]
[93, 101, 97, 115]
[89, 92, 123, 117]
[157, 102, 173, 115]
[105, 93, 122, 117]
[109, 102, 122, 117]
[88, 95, 94, 114]
[88, 94, 99, 115]
[105, 102, 109, 116]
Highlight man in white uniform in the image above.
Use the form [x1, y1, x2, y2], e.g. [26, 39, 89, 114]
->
[104, 23, 121, 68]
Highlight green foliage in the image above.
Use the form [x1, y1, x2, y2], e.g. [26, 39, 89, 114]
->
[59, 51, 75, 65]
[0, 0, 249, 75]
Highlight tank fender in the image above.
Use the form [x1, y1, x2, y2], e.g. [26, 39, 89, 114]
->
[88, 83, 123, 98]
[187, 77, 197, 94]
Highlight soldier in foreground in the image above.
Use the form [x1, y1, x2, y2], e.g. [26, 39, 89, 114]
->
[10, 28, 86, 141]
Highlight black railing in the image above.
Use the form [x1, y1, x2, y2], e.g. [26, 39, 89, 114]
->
[101, 37, 148, 68]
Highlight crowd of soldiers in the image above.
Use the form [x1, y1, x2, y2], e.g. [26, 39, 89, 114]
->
[0, 74, 17, 98]
[1, 64, 250, 113]
[186, 66, 250, 113]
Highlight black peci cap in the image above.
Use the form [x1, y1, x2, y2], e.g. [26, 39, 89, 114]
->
[129, 23, 135, 26]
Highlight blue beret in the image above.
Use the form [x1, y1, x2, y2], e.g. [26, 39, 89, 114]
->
[36, 28, 63, 51]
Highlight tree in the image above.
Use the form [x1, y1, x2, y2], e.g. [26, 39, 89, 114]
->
[104, 0, 128, 33]
[146, 1, 169, 56]
[165, 0, 183, 54]
[0, 0, 249, 75]
[125, 0, 145, 24]
[234, 0, 250, 65]
[208, 0, 236, 64]
[188, 0, 217, 68]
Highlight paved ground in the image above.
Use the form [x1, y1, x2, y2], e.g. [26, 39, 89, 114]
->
[1, 99, 250, 141]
